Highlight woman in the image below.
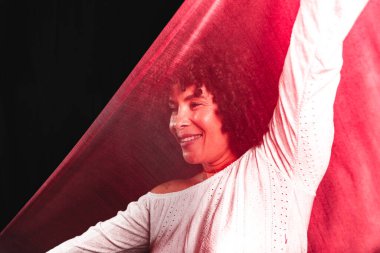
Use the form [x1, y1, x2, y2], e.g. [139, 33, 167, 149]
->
[48, 0, 369, 252]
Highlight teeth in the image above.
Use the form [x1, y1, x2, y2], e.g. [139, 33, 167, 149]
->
[180, 134, 202, 143]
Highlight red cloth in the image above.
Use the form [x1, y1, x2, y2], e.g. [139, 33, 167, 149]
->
[1, 0, 379, 252]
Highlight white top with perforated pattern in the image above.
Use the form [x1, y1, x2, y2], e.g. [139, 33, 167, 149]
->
[48, 0, 368, 252]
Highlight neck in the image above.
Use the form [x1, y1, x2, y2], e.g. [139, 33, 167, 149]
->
[201, 151, 237, 179]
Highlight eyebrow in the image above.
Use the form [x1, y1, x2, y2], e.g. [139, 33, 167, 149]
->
[168, 93, 206, 104]
[184, 93, 205, 101]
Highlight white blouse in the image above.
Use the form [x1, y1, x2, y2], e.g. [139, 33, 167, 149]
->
[48, 0, 368, 252]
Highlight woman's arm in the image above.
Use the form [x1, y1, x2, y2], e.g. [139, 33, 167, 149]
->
[262, 0, 369, 194]
[47, 196, 150, 253]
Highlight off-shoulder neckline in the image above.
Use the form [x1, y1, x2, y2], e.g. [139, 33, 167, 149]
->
[146, 148, 252, 198]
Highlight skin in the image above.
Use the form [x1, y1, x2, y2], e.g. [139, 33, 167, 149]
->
[151, 84, 237, 194]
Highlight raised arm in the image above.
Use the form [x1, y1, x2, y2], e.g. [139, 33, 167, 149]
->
[47, 196, 150, 253]
[262, 0, 369, 194]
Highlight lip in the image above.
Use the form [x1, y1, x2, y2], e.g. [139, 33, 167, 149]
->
[176, 133, 203, 146]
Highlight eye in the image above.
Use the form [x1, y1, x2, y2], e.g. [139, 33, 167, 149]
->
[190, 102, 202, 109]
[168, 104, 177, 113]
[169, 107, 177, 113]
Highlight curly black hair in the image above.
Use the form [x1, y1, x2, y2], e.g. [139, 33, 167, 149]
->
[164, 46, 276, 157]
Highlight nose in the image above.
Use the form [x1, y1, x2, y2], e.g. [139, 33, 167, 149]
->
[170, 107, 190, 130]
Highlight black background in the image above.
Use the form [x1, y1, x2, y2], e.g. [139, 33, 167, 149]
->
[0, 0, 183, 231]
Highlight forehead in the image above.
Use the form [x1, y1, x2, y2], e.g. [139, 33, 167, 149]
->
[169, 84, 212, 102]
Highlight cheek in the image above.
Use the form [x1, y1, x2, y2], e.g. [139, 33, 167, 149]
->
[194, 111, 223, 134]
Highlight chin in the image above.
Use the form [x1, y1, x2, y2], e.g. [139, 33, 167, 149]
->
[182, 153, 202, 165]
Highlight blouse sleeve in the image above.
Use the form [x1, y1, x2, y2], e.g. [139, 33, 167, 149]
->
[261, 0, 369, 194]
[47, 195, 150, 253]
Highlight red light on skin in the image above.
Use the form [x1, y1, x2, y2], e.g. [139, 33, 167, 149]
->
[168, 84, 236, 175]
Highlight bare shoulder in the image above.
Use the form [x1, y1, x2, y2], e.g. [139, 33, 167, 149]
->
[150, 173, 203, 194]
[150, 180, 186, 194]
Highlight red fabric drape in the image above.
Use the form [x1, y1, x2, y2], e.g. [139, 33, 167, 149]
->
[1, 0, 379, 252]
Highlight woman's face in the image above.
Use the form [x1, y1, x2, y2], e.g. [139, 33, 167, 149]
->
[169, 84, 234, 167]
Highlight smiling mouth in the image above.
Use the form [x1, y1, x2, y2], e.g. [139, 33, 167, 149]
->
[178, 134, 203, 145]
